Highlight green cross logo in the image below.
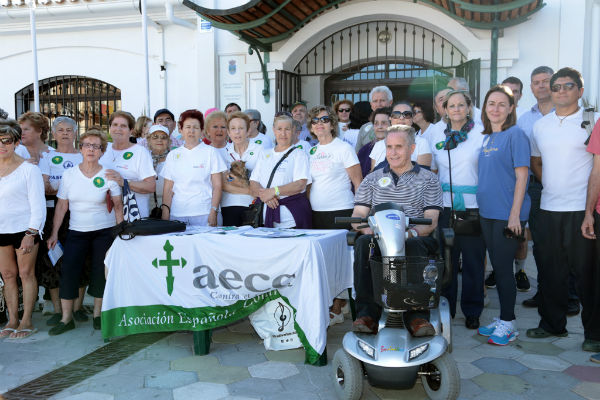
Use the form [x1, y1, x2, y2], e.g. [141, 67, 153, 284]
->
[435, 141, 445, 150]
[255, 140, 262, 144]
[93, 177, 105, 188]
[250, 152, 254, 155]
[309, 147, 317, 155]
[52, 156, 63, 164]
[123, 151, 134, 160]
[296, 145, 303, 150]
[152, 240, 186, 296]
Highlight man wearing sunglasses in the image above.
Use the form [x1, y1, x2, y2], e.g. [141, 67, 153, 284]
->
[528, 68, 600, 353]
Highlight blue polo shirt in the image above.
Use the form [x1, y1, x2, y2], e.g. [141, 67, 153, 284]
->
[477, 125, 531, 221]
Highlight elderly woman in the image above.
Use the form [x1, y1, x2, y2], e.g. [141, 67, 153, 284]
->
[16, 111, 55, 162]
[477, 85, 530, 346]
[431, 90, 486, 330]
[146, 125, 171, 210]
[38, 117, 86, 325]
[357, 107, 390, 178]
[250, 114, 311, 228]
[133, 116, 152, 147]
[161, 109, 226, 228]
[221, 111, 263, 226]
[0, 122, 46, 339]
[205, 111, 230, 162]
[47, 129, 123, 334]
[369, 102, 432, 170]
[99, 111, 156, 218]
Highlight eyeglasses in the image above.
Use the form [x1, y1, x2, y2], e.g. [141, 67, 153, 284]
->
[551, 82, 577, 92]
[338, 108, 351, 113]
[149, 134, 169, 140]
[275, 111, 292, 117]
[391, 111, 414, 119]
[0, 137, 15, 145]
[311, 116, 331, 124]
[80, 142, 102, 150]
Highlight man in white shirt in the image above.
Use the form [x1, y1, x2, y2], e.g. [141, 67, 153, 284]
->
[154, 108, 183, 148]
[354, 86, 394, 152]
[290, 101, 314, 144]
[527, 68, 599, 352]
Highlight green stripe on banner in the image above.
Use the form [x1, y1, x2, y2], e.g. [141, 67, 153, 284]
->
[101, 290, 321, 365]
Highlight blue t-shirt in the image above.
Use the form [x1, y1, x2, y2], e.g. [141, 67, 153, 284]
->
[477, 125, 531, 221]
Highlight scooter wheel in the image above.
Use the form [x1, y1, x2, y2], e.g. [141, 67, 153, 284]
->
[420, 353, 460, 400]
[332, 349, 363, 400]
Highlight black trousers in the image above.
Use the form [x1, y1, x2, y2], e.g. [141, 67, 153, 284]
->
[439, 208, 486, 319]
[59, 228, 114, 300]
[537, 210, 597, 339]
[221, 206, 250, 227]
[354, 234, 437, 320]
[480, 217, 525, 322]
[311, 209, 353, 230]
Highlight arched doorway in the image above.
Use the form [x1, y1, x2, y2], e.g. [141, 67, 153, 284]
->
[276, 20, 480, 111]
[15, 76, 122, 136]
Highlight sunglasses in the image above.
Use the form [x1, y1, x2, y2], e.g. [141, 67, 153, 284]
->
[550, 82, 577, 92]
[311, 116, 331, 124]
[338, 108, 351, 113]
[275, 111, 292, 118]
[0, 137, 15, 145]
[391, 111, 414, 119]
[149, 134, 169, 140]
[80, 143, 102, 150]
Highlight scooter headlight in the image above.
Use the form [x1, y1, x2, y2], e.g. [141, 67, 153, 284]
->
[423, 264, 438, 286]
[358, 340, 376, 359]
[409, 343, 429, 360]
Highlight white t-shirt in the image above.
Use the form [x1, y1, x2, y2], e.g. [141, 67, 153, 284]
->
[0, 162, 46, 234]
[161, 144, 227, 217]
[57, 166, 121, 232]
[416, 124, 434, 146]
[294, 140, 312, 156]
[340, 128, 359, 149]
[369, 135, 431, 166]
[430, 123, 485, 208]
[39, 152, 83, 192]
[15, 145, 55, 160]
[250, 145, 311, 228]
[99, 143, 156, 218]
[309, 138, 359, 211]
[221, 141, 263, 208]
[213, 145, 230, 165]
[531, 109, 599, 211]
[250, 133, 274, 149]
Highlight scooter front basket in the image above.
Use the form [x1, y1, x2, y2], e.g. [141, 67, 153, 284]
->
[369, 256, 444, 311]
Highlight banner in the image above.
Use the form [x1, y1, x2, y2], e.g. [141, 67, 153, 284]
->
[102, 230, 353, 364]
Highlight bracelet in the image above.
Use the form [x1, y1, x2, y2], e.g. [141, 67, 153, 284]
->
[211, 206, 219, 213]
[160, 204, 170, 212]
[25, 231, 37, 237]
[274, 186, 280, 197]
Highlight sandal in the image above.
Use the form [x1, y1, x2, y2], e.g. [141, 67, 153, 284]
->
[0, 327, 17, 338]
[329, 311, 344, 326]
[8, 328, 38, 340]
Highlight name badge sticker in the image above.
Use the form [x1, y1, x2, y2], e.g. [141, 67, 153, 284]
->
[378, 177, 391, 187]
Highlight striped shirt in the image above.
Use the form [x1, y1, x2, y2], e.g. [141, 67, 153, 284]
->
[354, 164, 443, 218]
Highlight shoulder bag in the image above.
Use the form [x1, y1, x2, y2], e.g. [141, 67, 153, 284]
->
[447, 149, 481, 236]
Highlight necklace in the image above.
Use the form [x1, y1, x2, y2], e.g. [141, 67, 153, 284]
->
[556, 107, 580, 125]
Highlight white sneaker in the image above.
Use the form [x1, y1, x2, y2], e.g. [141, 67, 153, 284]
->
[488, 320, 519, 346]
[42, 300, 54, 316]
[329, 311, 344, 326]
[478, 317, 500, 337]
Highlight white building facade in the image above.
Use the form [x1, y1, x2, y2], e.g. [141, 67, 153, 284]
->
[1, 0, 599, 133]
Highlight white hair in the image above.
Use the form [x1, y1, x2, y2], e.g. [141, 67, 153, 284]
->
[385, 124, 415, 145]
[52, 116, 78, 134]
[369, 86, 393, 103]
[448, 77, 469, 91]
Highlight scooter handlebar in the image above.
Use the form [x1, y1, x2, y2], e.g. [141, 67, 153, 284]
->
[335, 217, 367, 224]
[408, 218, 432, 225]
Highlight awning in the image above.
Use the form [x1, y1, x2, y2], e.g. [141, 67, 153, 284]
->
[183, 0, 545, 51]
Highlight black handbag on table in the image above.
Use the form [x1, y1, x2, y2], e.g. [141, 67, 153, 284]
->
[113, 218, 186, 240]
[447, 150, 481, 236]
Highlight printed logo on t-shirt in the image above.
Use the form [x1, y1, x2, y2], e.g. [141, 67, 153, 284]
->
[93, 177, 105, 188]
[63, 161, 74, 169]
[123, 152, 134, 160]
[435, 141, 446, 150]
[309, 147, 317, 155]
[296, 145, 303, 150]
[255, 140, 263, 144]
[250, 152, 254, 155]
[378, 177, 392, 187]
[51, 156, 63, 164]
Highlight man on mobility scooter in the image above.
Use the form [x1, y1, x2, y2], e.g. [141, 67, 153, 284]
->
[332, 125, 459, 400]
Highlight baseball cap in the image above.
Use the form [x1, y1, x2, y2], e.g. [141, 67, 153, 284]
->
[153, 108, 175, 122]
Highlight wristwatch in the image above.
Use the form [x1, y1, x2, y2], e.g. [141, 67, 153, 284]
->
[211, 206, 219, 213]
[409, 228, 418, 238]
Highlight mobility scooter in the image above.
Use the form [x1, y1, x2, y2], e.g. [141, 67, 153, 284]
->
[333, 203, 459, 400]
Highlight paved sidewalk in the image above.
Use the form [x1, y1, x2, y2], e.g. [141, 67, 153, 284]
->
[1, 255, 599, 400]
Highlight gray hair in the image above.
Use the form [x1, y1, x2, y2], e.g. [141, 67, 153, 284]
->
[448, 77, 469, 91]
[369, 86, 393, 103]
[52, 116, 78, 134]
[385, 124, 415, 146]
[531, 66, 554, 79]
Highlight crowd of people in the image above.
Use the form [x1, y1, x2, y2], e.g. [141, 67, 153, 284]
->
[0, 66, 598, 363]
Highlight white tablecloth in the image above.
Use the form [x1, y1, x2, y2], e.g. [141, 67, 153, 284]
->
[101, 228, 353, 363]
